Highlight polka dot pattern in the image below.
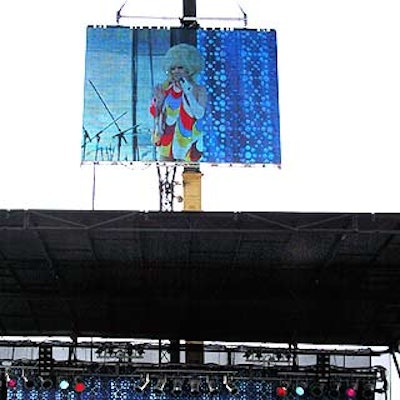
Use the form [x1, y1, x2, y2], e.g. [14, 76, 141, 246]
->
[197, 29, 281, 164]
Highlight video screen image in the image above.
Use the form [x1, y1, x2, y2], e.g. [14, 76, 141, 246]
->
[82, 26, 280, 165]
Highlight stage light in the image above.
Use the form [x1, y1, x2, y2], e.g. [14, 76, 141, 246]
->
[345, 382, 358, 399]
[172, 378, 184, 395]
[172, 378, 183, 395]
[328, 382, 341, 399]
[135, 373, 150, 393]
[223, 375, 238, 395]
[22, 375, 35, 390]
[275, 382, 289, 398]
[58, 378, 70, 390]
[5, 373, 17, 389]
[39, 376, 54, 389]
[361, 382, 375, 399]
[154, 376, 167, 394]
[206, 376, 219, 394]
[74, 377, 86, 393]
[189, 377, 201, 395]
[295, 382, 307, 396]
[309, 381, 324, 398]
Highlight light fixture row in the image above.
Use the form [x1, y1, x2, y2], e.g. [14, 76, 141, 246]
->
[274, 380, 376, 399]
[5, 373, 86, 393]
[4, 372, 236, 395]
[135, 374, 238, 395]
[3, 371, 377, 399]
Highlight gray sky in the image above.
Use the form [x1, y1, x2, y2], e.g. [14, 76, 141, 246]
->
[1, 0, 400, 212]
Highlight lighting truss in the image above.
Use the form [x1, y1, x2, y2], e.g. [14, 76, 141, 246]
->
[0, 361, 385, 388]
[0, 340, 389, 398]
[0, 339, 388, 361]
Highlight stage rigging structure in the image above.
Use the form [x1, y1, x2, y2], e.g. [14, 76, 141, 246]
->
[0, 340, 389, 400]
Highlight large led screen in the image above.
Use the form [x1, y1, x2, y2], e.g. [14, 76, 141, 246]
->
[82, 26, 280, 165]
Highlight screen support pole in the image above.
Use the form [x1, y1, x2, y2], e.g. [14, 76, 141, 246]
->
[180, 0, 204, 365]
[183, 0, 196, 19]
[181, 0, 199, 27]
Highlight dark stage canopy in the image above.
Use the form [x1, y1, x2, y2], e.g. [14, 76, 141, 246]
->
[0, 209, 400, 347]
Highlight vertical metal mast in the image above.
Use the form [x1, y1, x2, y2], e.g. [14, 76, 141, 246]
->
[167, 0, 203, 366]
[158, 0, 202, 213]
[182, 0, 197, 27]
[181, 0, 204, 366]
[181, 0, 202, 214]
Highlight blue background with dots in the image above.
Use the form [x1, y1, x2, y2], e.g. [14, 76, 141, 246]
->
[198, 29, 280, 165]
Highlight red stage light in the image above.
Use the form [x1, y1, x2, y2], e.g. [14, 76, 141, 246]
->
[345, 387, 357, 398]
[276, 385, 288, 397]
[74, 380, 86, 393]
[6, 378, 17, 389]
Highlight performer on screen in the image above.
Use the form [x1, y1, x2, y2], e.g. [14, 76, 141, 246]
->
[150, 43, 208, 162]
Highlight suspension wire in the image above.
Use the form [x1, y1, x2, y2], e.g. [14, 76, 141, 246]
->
[91, 163, 96, 211]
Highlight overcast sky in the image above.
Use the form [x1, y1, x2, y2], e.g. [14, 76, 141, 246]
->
[1, 0, 400, 212]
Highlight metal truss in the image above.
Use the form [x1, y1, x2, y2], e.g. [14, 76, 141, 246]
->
[2, 210, 400, 234]
[157, 165, 178, 212]
[0, 340, 388, 397]
[0, 339, 389, 363]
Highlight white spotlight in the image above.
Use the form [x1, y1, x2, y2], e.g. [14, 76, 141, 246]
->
[172, 378, 184, 395]
[189, 378, 201, 395]
[223, 375, 238, 394]
[154, 376, 167, 394]
[135, 373, 150, 393]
